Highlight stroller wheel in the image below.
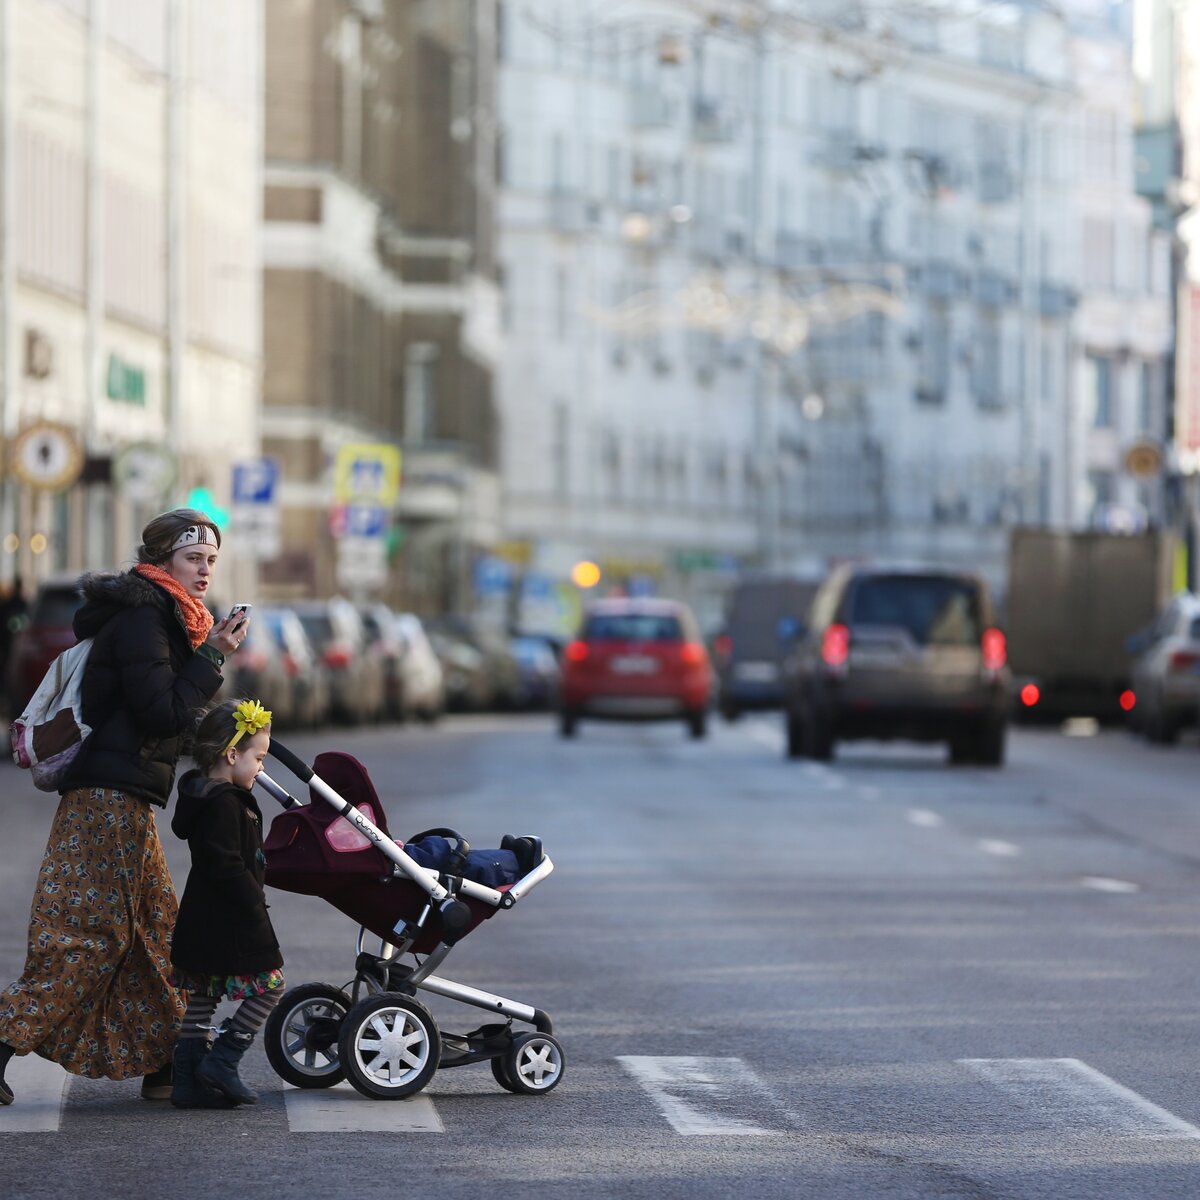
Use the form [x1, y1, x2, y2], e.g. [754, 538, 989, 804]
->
[265, 983, 352, 1089]
[338, 993, 441, 1100]
[498, 1032, 564, 1095]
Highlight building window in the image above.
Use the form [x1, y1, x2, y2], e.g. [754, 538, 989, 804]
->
[404, 343, 438, 443]
[552, 401, 569, 497]
[1086, 354, 1114, 429]
[916, 303, 950, 404]
[1138, 360, 1155, 433]
[972, 311, 1003, 410]
[554, 266, 569, 339]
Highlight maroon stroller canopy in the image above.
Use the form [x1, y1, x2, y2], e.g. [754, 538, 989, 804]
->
[264, 751, 395, 893]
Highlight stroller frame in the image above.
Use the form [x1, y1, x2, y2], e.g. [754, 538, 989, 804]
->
[255, 741, 562, 1100]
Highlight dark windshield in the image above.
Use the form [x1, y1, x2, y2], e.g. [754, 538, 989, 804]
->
[297, 613, 334, 646]
[583, 613, 682, 641]
[848, 576, 982, 646]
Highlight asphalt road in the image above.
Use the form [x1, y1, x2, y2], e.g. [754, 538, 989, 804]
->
[4, 713, 1200, 1199]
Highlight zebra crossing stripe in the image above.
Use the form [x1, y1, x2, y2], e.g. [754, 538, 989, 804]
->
[0, 1054, 70, 1133]
[959, 1058, 1200, 1139]
[282, 1081, 444, 1132]
[617, 1056, 781, 1135]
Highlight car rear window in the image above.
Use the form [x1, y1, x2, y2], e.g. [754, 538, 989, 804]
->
[33, 587, 83, 626]
[583, 613, 682, 642]
[727, 581, 817, 657]
[848, 576, 982, 646]
[1190, 617, 1200, 641]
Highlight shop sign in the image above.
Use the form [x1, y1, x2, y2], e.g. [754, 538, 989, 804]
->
[114, 441, 177, 502]
[107, 353, 146, 404]
[334, 443, 401, 506]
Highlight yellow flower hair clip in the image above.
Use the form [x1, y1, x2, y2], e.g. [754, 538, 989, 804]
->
[225, 699, 272, 753]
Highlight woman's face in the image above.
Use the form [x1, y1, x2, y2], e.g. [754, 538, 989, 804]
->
[164, 541, 219, 600]
[229, 729, 270, 790]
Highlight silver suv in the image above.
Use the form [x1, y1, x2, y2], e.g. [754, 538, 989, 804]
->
[781, 565, 1009, 766]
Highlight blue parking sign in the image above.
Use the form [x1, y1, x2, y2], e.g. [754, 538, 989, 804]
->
[232, 458, 279, 505]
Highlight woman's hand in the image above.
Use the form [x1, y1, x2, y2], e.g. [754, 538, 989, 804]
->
[206, 614, 249, 657]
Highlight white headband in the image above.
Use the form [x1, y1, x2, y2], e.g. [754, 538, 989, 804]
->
[170, 524, 219, 552]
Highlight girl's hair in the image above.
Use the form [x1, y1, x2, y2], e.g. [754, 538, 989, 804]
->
[192, 699, 270, 773]
[136, 508, 222, 565]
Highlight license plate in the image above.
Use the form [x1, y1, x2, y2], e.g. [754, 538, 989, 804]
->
[611, 655, 659, 674]
[734, 662, 778, 682]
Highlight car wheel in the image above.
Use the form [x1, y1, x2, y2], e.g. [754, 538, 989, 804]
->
[976, 720, 1006, 767]
[786, 712, 805, 760]
[559, 709, 578, 739]
[720, 703, 740, 723]
[687, 709, 708, 739]
[804, 707, 834, 761]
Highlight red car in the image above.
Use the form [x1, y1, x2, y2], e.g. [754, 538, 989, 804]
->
[6, 578, 84, 718]
[558, 599, 713, 739]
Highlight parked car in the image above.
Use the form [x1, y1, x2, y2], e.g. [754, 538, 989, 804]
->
[782, 564, 1009, 766]
[359, 604, 407, 720]
[1127, 593, 1200, 744]
[5, 576, 84, 717]
[220, 621, 296, 727]
[259, 606, 331, 729]
[426, 616, 523, 709]
[557, 598, 713, 739]
[429, 629, 492, 711]
[393, 613, 446, 722]
[509, 634, 561, 710]
[714, 573, 822, 721]
[289, 598, 385, 725]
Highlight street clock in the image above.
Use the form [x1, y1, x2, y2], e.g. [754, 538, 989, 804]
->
[9, 421, 84, 491]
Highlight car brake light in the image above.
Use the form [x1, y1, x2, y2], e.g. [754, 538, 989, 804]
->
[564, 640, 589, 664]
[680, 642, 707, 666]
[1169, 649, 1200, 672]
[982, 628, 1007, 672]
[1120, 689, 1136, 712]
[821, 623, 850, 668]
[713, 634, 732, 662]
[282, 652, 299, 677]
[323, 645, 352, 669]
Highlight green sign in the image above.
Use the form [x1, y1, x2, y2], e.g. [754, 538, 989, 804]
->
[107, 354, 146, 405]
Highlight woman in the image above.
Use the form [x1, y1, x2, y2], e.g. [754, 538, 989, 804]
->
[0, 508, 247, 1105]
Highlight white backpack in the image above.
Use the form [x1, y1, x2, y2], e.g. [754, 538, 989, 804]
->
[9, 638, 94, 792]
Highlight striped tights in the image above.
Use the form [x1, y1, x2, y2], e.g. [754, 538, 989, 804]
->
[179, 991, 282, 1040]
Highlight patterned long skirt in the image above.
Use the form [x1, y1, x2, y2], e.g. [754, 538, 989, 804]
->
[0, 787, 185, 1079]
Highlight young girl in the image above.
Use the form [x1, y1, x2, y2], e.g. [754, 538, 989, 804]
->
[169, 699, 283, 1108]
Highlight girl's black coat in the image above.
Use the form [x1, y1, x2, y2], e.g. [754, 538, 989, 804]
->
[61, 570, 223, 807]
[171, 770, 283, 976]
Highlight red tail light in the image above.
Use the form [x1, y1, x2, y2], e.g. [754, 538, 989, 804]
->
[282, 652, 299, 678]
[1120, 689, 1137, 712]
[564, 640, 589, 664]
[1169, 650, 1200, 673]
[821, 623, 850, 668]
[323, 644, 352, 669]
[982, 628, 1007, 672]
[713, 634, 732, 662]
[1020, 683, 1040, 707]
[680, 642, 707, 666]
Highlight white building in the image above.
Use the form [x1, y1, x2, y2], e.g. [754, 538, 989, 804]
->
[0, 0, 263, 596]
[496, 0, 1170, 626]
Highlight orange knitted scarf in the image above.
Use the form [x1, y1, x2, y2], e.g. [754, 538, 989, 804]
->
[133, 563, 214, 649]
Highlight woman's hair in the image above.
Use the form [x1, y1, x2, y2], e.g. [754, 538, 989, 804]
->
[136, 508, 222, 565]
[192, 699, 270, 773]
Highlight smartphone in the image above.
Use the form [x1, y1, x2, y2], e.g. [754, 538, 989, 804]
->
[227, 603, 252, 630]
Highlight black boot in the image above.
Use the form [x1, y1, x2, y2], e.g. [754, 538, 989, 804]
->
[0, 1041, 14, 1106]
[195, 1026, 257, 1105]
[501, 835, 543, 876]
[171, 1038, 238, 1110]
[140, 1059, 174, 1101]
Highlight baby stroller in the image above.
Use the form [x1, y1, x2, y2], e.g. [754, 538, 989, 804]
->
[255, 741, 562, 1100]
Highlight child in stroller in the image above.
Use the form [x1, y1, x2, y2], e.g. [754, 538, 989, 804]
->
[255, 741, 562, 1100]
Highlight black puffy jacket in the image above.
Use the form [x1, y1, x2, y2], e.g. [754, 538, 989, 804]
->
[171, 770, 283, 977]
[59, 570, 223, 807]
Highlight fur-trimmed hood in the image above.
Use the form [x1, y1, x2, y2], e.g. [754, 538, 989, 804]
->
[73, 569, 174, 640]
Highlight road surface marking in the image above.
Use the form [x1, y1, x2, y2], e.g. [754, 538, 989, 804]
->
[0, 1054, 70, 1132]
[745, 722, 783, 751]
[978, 839, 1021, 857]
[618, 1056, 781, 1135]
[283, 1082, 444, 1132]
[907, 808, 944, 828]
[958, 1058, 1200, 1139]
[1081, 876, 1141, 894]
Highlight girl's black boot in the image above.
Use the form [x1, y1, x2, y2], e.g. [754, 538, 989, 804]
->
[195, 1027, 257, 1105]
[171, 1038, 237, 1109]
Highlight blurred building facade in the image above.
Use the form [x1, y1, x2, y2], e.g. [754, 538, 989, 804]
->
[0, 0, 263, 597]
[495, 0, 1171, 623]
[260, 0, 501, 610]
